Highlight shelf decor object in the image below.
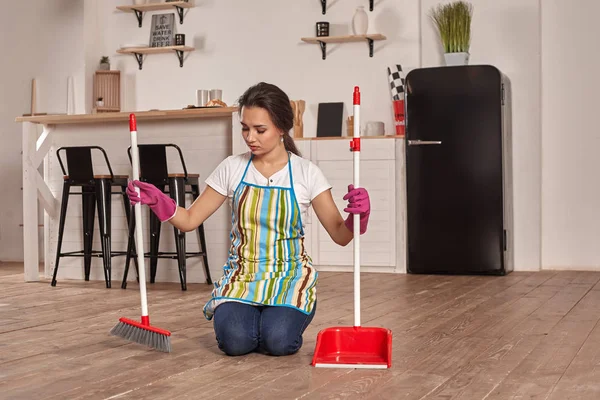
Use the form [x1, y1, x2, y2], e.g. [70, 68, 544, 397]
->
[116, 1, 194, 27]
[430, 1, 473, 66]
[93, 71, 121, 113]
[116, 45, 194, 70]
[352, 6, 368, 35]
[301, 34, 386, 60]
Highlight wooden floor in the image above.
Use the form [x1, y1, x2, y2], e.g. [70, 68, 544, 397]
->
[2, 262, 600, 399]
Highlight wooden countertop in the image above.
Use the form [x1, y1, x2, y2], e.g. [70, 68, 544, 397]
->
[15, 107, 239, 125]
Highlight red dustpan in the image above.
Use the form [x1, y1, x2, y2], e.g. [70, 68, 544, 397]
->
[311, 87, 392, 369]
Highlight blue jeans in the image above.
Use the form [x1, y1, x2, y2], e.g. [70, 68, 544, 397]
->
[212, 301, 316, 356]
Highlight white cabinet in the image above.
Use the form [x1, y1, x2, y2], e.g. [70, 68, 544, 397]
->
[306, 138, 400, 272]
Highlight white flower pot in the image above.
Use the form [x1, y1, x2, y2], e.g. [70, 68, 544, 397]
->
[444, 52, 470, 66]
[352, 6, 368, 35]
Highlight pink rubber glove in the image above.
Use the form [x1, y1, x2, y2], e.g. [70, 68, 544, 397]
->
[343, 184, 370, 235]
[126, 180, 177, 222]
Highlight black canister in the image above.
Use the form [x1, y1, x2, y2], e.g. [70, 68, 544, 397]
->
[316, 22, 329, 37]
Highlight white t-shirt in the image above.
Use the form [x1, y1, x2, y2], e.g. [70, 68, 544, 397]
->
[205, 151, 332, 226]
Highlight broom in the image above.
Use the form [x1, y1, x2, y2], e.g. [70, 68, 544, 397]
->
[110, 114, 172, 353]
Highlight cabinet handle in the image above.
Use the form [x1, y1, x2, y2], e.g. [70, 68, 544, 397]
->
[407, 140, 442, 145]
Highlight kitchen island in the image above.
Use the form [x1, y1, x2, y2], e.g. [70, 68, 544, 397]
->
[16, 107, 238, 283]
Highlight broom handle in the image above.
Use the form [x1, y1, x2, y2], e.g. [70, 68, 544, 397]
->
[129, 115, 149, 319]
[352, 87, 361, 328]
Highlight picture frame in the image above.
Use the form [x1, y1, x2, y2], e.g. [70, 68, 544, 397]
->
[149, 13, 175, 48]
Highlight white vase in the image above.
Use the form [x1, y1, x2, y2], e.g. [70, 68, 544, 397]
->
[444, 52, 470, 66]
[352, 6, 368, 35]
[133, 0, 146, 5]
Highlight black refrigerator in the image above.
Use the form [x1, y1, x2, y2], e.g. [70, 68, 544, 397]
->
[404, 65, 513, 275]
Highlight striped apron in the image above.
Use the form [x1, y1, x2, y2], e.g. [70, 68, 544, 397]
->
[203, 153, 318, 320]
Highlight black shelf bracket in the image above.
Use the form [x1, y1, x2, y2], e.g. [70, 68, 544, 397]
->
[318, 41, 326, 60]
[133, 9, 143, 27]
[129, 50, 187, 70]
[321, 1, 372, 14]
[133, 53, 144, 70]
[175, 6, 185, 24]
[315, 38, 375, 60]
[175, 49, 185, 67]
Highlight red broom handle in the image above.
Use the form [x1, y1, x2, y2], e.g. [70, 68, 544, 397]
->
[352, 87, 361, 328]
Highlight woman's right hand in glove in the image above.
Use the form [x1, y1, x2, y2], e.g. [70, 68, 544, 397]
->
[126, 180, 177, 222]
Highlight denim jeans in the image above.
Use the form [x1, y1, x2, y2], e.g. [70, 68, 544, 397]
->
[212, 301, 317, 356]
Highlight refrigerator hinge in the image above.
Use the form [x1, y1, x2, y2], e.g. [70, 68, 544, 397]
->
[501, 83, 505, 106]
[503, 229, 507, 251]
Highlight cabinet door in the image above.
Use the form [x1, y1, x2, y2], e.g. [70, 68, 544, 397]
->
[311, 139, 396, 268]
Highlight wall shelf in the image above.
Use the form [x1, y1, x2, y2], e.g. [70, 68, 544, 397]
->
[116, 46, 194, 70]
[321, 0, 374, 14]
[301, 34, 386, 60]
[116, 1, 194, 27]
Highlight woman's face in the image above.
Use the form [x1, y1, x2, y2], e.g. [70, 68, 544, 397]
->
[240, 106, 283, 156]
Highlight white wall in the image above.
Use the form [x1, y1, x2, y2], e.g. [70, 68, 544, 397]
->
[0, 0, 84, 261]
[95, 0, 421, 135]
[541, 0, 600, 270]
[421, 0, 542, 271]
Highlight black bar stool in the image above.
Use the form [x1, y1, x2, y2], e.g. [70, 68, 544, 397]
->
[51, 146, 138, 288]
[121, 143, 212, 291]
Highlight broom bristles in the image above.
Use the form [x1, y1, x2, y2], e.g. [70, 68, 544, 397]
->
[110, 318, 172, 353]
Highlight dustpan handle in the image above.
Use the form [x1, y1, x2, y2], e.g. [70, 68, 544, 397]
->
[129, 114, 149, 319]
[351, 87, 361, 328]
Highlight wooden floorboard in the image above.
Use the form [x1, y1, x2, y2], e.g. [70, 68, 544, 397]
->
[2, 262, 600, 399]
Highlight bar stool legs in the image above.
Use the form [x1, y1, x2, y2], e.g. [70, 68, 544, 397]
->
[51, 182, 71, 287]
[95, 178, 112, 288]
[170, 177, 187, 291]
[51, 179, 133, 288]
[121, 177, 212, 291]
[82, 186, 96, 281]
[191, 183, 212, 285]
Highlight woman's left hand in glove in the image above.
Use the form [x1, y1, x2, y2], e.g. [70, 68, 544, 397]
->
[343, 184, 370, 235]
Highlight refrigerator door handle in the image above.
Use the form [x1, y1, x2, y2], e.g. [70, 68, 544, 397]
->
[407, 140, 442, 145]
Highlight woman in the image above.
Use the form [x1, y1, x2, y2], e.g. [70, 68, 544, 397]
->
[127, 82, 371, 357]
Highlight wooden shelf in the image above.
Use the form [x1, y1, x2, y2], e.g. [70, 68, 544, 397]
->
[15, 107, 239, 125]
[301, 34, 386, 59]
[116, 45, 194, 69]
[116, 1, 194, 27]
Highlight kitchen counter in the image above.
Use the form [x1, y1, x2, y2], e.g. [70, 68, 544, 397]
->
[15, 107, 239, 125]
[16, 107, 237, 283]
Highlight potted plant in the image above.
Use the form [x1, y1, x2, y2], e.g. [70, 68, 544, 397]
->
[96, 97, 104, 107]
[430, 1, 473, 66]
[99, 56, 110, 70]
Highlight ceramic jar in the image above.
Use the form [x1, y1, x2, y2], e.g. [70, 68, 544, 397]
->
[352, 6, 368, 35]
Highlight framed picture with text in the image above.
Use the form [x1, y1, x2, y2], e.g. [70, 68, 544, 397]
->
[149, 13, 175, 47]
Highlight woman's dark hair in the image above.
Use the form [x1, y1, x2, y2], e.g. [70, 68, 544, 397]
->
[237, 82, 301, 157]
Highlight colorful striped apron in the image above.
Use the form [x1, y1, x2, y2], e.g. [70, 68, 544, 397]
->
[203, 153, 318, 320]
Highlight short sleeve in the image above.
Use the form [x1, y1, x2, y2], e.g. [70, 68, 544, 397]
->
[204, 157, 231, 197]
[308, 162, 332, 201]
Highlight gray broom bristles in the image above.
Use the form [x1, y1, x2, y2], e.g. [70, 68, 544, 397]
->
[110, 320, 172, 353]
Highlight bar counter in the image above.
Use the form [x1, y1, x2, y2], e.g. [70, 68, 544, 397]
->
[16, 107, 238, 283]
